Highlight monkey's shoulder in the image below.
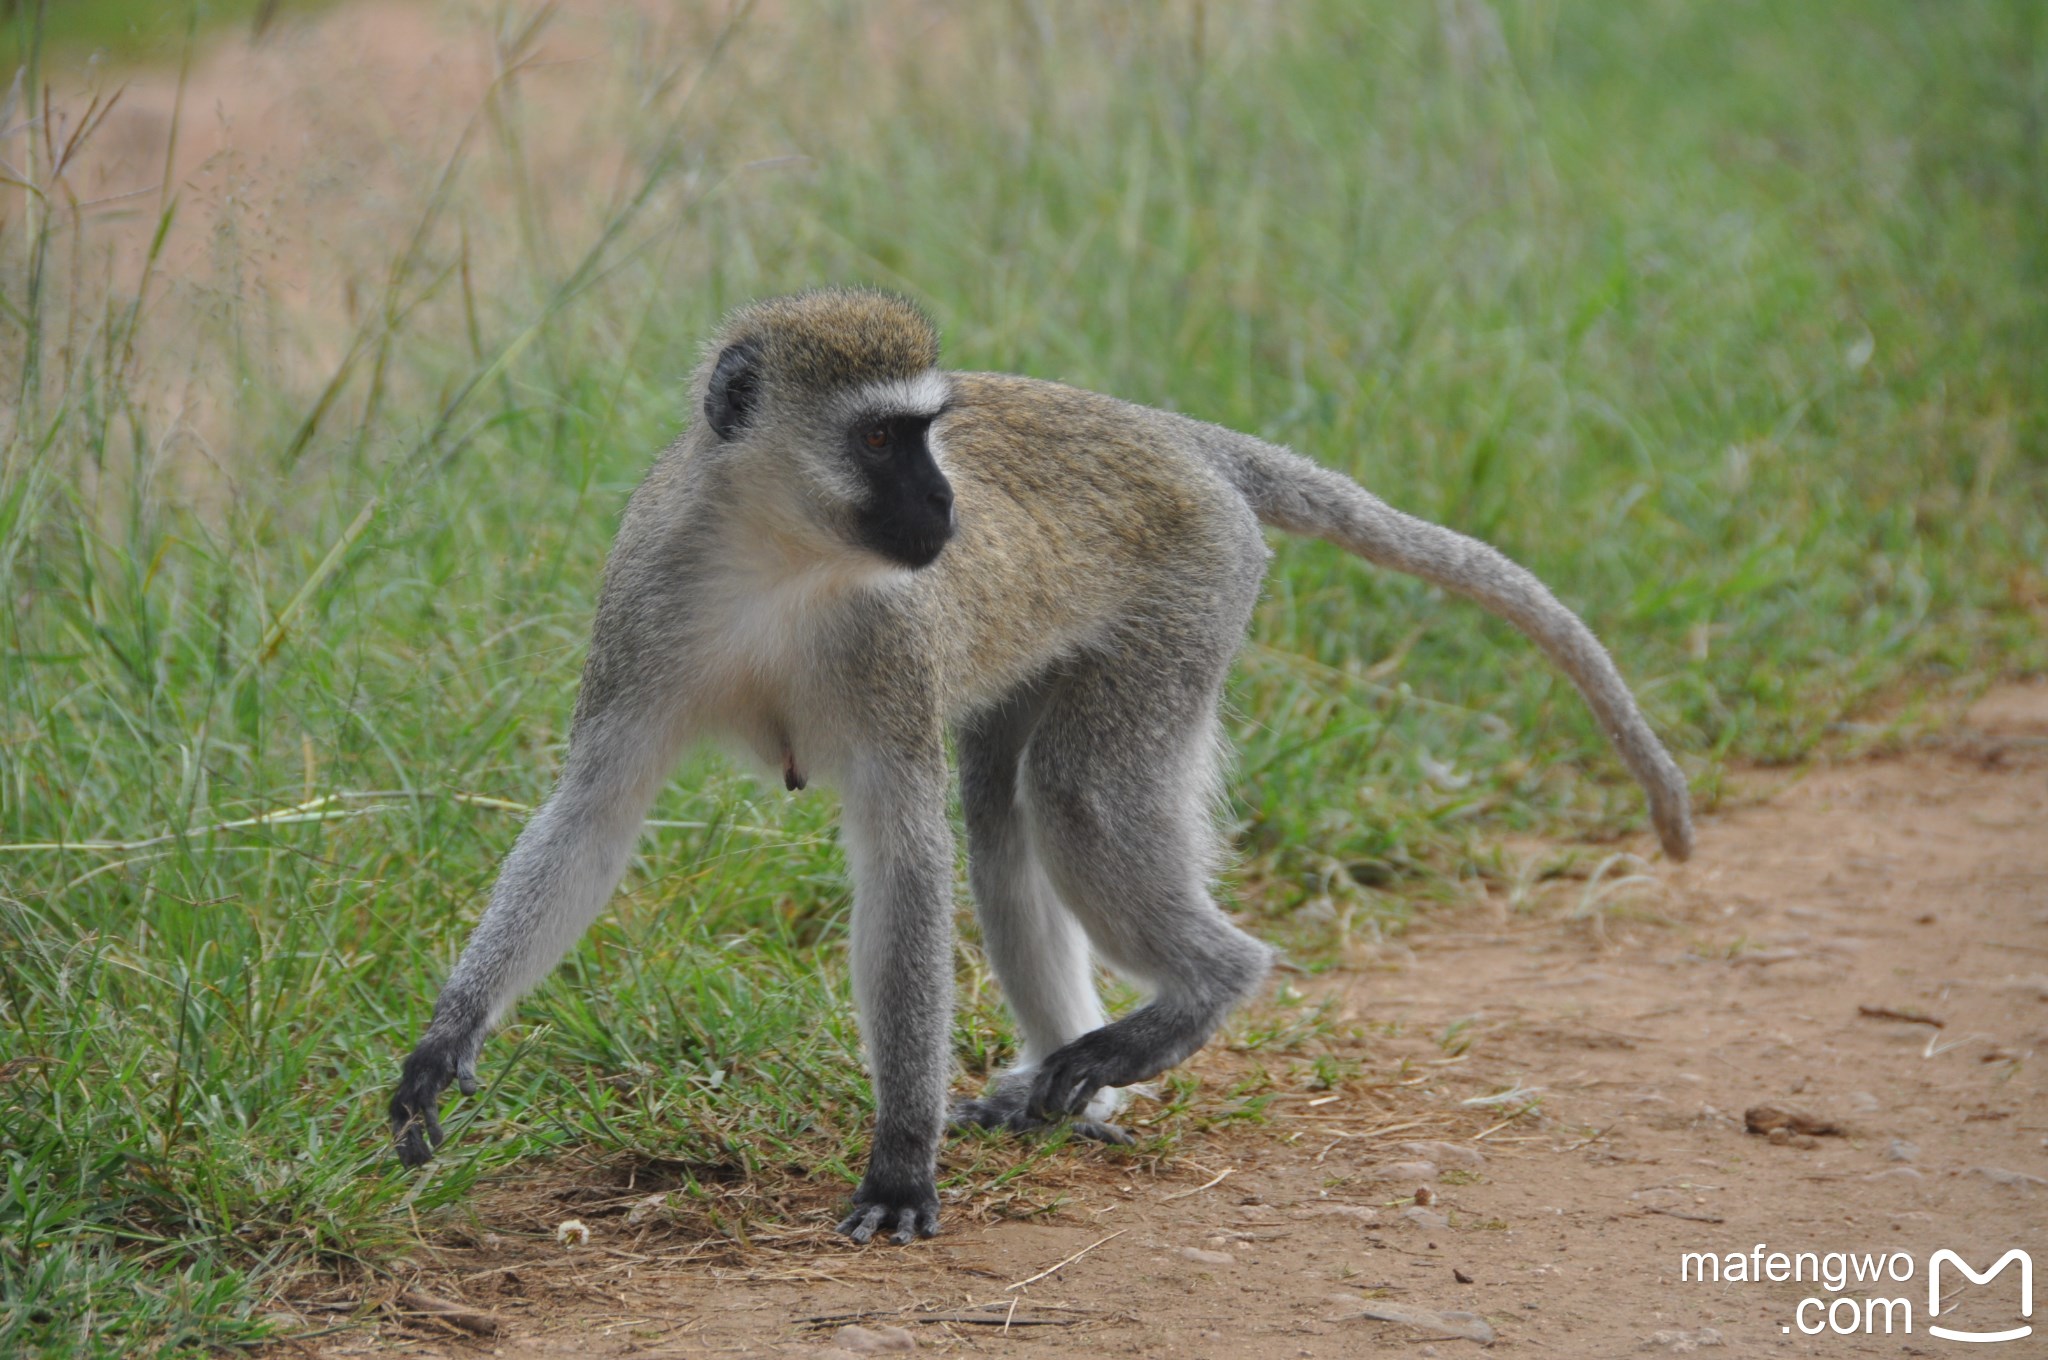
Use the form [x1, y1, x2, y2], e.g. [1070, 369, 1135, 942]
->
[940, 373, 1250, 551]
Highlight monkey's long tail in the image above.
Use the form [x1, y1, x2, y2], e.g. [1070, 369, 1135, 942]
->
[1216, 438, 1694, 861]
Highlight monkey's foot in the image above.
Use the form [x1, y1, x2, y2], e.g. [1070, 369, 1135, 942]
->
[1025, 1023, 1180, 1124]
[949, 1090, 1135, 1146]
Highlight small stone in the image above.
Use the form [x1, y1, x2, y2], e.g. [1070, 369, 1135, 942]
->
[1764, 1125, 1821, 1149]
[1972, 1166, 2048, 1190]
[1291, 1203, 1380, 1225]
[1178, 1247, 1236, 1266]
[1862, 1167, 1925, 1182]
[1402, 1206, 1451, 1230]
[1339, 1299, 1494, 1344]
[833, 1323, 917, 1353]
[1886, 1139, 1918, 1163]
[1399, 1140, 1486, 1170]
[2002, 974, 2048, 1001]
[625, 1192, 669, 1226]
[1378, 1159, 1439, 1182]
[1640, 1327, 1725, 1351]
[1847, 1091, 1882, 1113]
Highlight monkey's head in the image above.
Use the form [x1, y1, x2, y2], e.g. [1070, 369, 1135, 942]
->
[697, 288, 956, 571]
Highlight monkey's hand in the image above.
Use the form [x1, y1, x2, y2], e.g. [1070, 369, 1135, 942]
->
[389, 1035, 480, 1168]
[835, 1171, 940, 1246]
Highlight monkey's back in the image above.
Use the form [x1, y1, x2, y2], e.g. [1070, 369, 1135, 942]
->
[918, 374, 1268, 712]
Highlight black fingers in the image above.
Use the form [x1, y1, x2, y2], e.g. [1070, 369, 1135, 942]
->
[836, 1173, 941, 1246]
[389, 1039, 462, 1167]
[835, 1202, 939, 1246]
[389, 1080, 444, 1168]
[837, 1203, 890, 1243]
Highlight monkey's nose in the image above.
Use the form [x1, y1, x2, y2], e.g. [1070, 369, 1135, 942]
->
[928, 485, 955, 515]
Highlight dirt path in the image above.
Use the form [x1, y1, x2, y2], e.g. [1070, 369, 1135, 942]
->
[284, 680, 2047, 1359]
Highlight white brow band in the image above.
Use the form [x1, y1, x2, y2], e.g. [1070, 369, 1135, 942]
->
[845, 372, 951, 420]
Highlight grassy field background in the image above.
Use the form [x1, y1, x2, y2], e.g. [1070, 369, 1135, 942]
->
[0, 0, 307, 64]
[2, 0, 2044, 1351]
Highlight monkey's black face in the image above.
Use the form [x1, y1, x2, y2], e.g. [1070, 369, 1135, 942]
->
[847, 414, 955, 569]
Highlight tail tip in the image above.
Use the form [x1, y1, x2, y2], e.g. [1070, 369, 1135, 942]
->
[1655, 810, 1695, 862]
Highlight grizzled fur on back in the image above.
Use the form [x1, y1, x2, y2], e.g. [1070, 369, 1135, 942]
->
[710, 288, 940, 398]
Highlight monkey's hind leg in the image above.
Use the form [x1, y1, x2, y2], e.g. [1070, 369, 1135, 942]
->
[1019, 651, 1274, 1124]
[951, 693, 1131, 1144]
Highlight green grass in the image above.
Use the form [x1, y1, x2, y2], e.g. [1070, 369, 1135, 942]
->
[0, 1, 300, 65]
[3, 1, 2045, 1352]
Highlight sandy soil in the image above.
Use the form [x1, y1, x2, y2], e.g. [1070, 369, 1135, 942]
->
[274, 684, 2046, 1358]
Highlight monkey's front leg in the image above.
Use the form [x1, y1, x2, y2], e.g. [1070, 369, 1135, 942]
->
[834, 748, 956, 1245]
[390, 709, 682, 1165]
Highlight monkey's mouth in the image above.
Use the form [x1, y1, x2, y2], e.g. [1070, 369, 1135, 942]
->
[857, 507, 956, 570]
[885, 522, 955, 570]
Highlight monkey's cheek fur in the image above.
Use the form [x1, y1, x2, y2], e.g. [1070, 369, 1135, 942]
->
[837, 1176, 942, 1245]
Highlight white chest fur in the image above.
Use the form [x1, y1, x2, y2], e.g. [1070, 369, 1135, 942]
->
[689, 551, 912, 786]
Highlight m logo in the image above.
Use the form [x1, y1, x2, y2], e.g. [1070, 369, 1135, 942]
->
[1928, 1249, 2032, 1344]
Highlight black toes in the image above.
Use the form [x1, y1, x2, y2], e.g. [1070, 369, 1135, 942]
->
[1070, 1119, 1135, 1146]
[1027, 1053, 1109, 1122]
[948, 1096, 1005, 1131]
[957, 1076, 1136, 1143]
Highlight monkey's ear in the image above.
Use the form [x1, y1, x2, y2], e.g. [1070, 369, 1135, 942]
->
[705, 342, 762, 441]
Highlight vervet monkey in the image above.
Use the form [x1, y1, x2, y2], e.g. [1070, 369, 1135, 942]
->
[390, 288, 1692, 1244]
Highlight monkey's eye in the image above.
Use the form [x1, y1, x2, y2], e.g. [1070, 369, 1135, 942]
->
[863, 425, 889, 450]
